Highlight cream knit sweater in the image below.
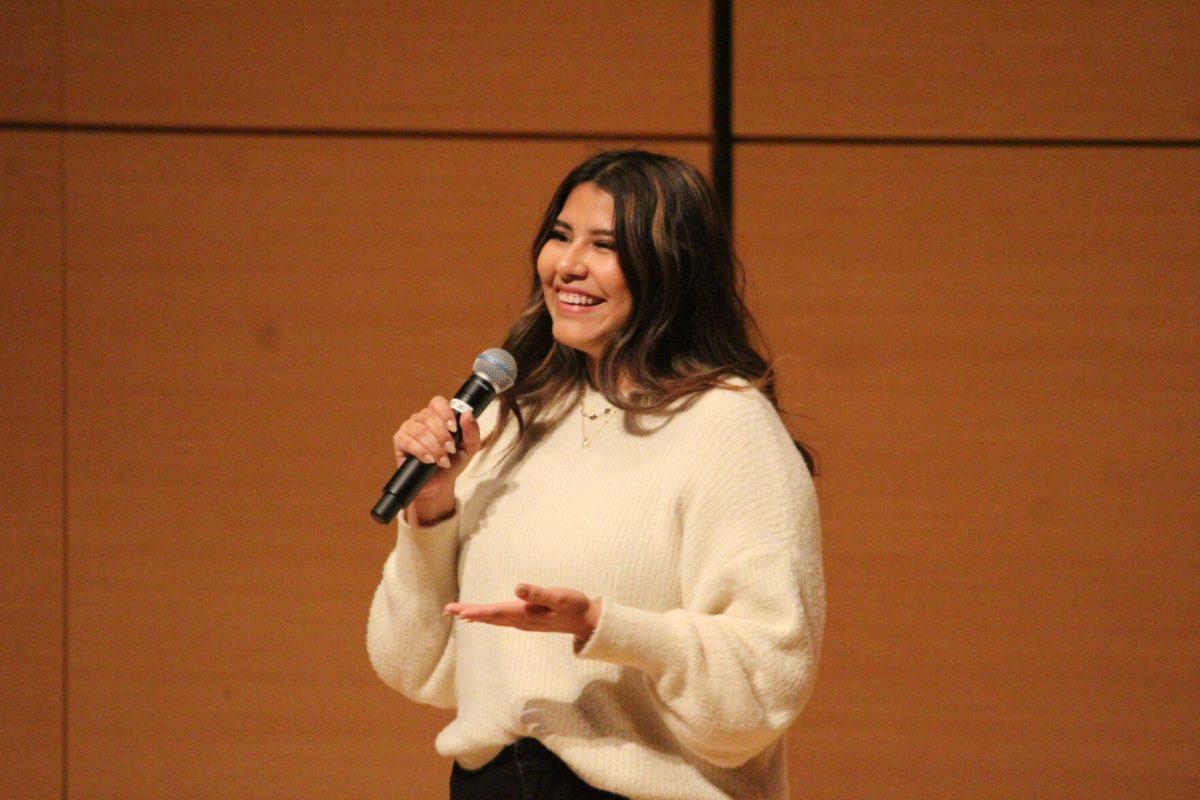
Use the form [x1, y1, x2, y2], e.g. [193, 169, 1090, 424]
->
[366, 379, 825, 800]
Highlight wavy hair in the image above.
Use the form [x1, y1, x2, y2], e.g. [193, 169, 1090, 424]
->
[485, 150, 816, 475]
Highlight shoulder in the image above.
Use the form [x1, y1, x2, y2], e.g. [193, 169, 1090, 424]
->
[673, 376, 786, 437]
[671, 377, 813, 482]
[672, 380, 819, 532]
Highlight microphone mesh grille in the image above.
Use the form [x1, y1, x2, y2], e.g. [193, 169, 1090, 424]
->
[473, 348, 517, 393]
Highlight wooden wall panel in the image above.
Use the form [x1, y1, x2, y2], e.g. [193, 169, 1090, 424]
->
[0, 0, 60, 120]
[735, 1, 1200, 139]
[737, 144, 1200, 797]
[65, 133, 708, 798]
[0, 132, 63, 798]
[54, 1, 710, 134]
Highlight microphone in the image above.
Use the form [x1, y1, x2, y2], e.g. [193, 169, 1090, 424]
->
[370, 348, 517, 525]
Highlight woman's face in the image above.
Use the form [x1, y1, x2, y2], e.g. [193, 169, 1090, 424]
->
[536, 182, 633, 363]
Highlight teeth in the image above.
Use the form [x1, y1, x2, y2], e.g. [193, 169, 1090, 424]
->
[560, 292, 601, 306]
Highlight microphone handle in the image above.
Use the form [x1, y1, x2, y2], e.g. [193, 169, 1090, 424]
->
[370, 373, 497, 525]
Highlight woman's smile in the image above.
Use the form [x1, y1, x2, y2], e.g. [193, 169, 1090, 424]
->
[557, 289, 606, 312]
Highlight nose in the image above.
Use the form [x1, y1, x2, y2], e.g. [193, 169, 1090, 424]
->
[555, 242, 589, 279]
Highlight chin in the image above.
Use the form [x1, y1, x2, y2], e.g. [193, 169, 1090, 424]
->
[550, 330, 597, 358]
[553, 338, 595, 356]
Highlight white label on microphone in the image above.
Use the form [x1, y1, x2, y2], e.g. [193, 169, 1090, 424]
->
[450, 398, 473, 414]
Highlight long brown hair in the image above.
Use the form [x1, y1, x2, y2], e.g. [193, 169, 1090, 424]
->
[487, 150, 817, 474]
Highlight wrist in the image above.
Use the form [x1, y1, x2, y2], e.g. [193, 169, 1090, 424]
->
[406, 495, 456, 527]
[575, 598, 602, 644]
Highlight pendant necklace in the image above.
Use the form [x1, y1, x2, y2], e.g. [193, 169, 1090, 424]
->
[580, 396, 615, 447]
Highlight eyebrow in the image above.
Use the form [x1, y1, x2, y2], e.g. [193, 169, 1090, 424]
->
[553, 219, 615, 237]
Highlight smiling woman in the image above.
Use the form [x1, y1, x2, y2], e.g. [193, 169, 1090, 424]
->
[367, 150, 825, 800]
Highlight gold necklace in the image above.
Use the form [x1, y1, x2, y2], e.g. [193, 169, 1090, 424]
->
[580, 397, 615, 447]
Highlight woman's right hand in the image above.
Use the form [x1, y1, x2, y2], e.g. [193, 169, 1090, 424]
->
[392, 395, 482, 524]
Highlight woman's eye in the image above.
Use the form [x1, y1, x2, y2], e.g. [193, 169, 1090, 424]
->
[548, 230, 568, 242]
[595, 241, 615, 251]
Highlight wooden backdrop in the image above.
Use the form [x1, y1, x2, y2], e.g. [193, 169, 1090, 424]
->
[2, 2, 1197, 798]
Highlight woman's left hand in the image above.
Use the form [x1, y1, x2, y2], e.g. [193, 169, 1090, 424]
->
[444, 583, 602, 644]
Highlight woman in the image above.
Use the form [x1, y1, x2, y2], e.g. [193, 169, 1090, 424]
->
[367, 150, 825, 800]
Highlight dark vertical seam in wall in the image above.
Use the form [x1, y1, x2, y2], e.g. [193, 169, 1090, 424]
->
[57, 0, 68, 797]
[58, 134, 69, 800]
[711, 0, 733, 223]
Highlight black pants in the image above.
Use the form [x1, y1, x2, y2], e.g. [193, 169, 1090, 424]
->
[450, 737, 630, 800]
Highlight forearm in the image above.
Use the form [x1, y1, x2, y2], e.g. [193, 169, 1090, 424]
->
[574, 597, 815, 768]
[366, 504, 461, 707]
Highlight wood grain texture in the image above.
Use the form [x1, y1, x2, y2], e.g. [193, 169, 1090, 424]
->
[0, 0, 60, 120]
[735, 1, 1200, 139]
[736, 143, 1200, 798]
[64, 133, 708, 798]
[51, 0, 710, 134]
[0, 132, 63, 798]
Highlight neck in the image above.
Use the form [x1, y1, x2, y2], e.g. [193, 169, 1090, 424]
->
[585, 359, 633, 394]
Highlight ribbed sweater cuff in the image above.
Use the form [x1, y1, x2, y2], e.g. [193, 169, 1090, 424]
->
[573, 599, 675, 679]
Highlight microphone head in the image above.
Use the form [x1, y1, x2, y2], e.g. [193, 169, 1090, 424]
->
[473, 348, 517, 393]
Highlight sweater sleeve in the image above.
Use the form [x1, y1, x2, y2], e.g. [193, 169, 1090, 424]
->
[573, 392, 826, 769]
[365, 504, 461, 709]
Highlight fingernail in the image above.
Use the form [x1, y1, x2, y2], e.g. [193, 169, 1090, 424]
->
[447, 418, 458, 433]
[516, 585, 529, 598]
[444, 440, 456, 454]
[421, 454, 435, 464]
[439, 456, 451, 468]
